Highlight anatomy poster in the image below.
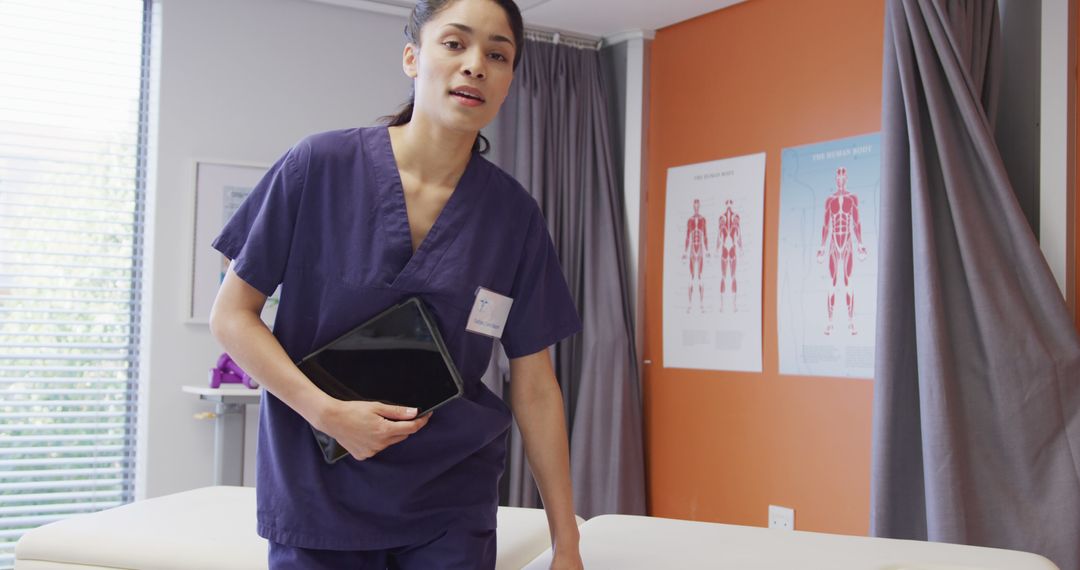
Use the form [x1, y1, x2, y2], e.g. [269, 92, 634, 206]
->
[663, 153, 765, 372]
[777, 133, 880, 378]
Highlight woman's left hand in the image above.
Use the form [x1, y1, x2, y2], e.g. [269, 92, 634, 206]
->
[549, 548, 584, 570]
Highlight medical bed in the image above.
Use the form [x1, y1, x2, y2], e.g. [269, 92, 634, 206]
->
[522, 513, 1059, 569]
[14, 486, 572, 570]
[16, 487, 1058, 569]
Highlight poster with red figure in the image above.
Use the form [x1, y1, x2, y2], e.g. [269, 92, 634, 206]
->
[777, 133, 880, 378]
[662, 153, 765, 372]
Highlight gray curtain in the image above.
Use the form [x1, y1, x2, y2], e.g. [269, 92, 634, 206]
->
[872, 1, 1080, 568]
[481, 39, 647, 519]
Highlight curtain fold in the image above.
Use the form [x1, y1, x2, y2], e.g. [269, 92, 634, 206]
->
[482, 39, 647, 518]
[872, 1, 1080, 568]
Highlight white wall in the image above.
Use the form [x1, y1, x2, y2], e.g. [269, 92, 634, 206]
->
[1040, 0, 1072, 295]
[599, 30, 653, 376]
[996, 0, 1041, 230]
[619, 33, 650, 372]
[138, 0, 410, 499]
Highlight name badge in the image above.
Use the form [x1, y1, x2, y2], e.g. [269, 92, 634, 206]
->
[466, 287, 513, 339]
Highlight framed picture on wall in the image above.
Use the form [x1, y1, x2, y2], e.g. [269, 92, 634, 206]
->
[776, 132, 881, 379]
[188, 160, 278, 325]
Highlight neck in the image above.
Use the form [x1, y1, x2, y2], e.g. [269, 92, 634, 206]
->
[388, 115, 475, 187]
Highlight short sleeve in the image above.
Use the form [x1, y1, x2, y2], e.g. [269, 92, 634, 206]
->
[210, 141, 308, 297]
[499, 207, 582, 359]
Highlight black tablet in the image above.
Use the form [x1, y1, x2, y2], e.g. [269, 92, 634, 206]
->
[297, 297, 464, 463]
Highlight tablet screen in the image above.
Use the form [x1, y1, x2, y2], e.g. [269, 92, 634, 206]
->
[298, 298, 463, 414]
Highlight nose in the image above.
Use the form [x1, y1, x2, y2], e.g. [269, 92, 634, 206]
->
[462, 51, 486, 80]
[462, 67, 486, 80]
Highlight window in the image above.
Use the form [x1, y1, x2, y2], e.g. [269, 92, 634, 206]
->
[0, 1, 149, 566]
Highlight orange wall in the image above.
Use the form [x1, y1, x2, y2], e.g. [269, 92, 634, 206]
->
[644, 0, 884, 535]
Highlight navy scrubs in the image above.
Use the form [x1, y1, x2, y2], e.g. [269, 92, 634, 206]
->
[212, 126, 581, 557]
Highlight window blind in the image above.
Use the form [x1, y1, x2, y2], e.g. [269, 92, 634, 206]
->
[0, 1, 148, 567]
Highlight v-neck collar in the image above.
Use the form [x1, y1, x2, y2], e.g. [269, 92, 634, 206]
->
[373, 125, 484, 290]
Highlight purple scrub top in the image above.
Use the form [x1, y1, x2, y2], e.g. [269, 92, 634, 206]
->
[211, 126, 581, 550]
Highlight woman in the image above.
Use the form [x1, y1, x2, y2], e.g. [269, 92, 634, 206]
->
[209, 0, 584, 568]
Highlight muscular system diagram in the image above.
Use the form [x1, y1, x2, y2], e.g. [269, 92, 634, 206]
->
[816, 166, 868, 335]
[663, 153, 765, 372]
[717, 199, 743, 312]
[682, 198, 709, 313]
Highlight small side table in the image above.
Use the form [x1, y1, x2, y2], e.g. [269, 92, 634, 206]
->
[182, 385, 262, 486]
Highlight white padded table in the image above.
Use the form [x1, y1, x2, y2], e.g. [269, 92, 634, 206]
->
[15, 486, 578, 570]
[524, 514, 1059, 570]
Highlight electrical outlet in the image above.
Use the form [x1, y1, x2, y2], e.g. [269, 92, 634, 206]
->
[768, 505, 795, 531]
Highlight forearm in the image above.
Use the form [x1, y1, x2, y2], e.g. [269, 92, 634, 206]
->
[510, 376, 580, 550]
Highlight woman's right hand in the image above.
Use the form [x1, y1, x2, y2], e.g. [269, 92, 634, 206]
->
[315, 400, 431, 461]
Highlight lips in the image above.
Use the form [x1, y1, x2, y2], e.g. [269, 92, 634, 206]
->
[448, 86, 486, 103]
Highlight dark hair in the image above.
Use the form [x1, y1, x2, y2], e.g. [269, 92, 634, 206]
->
[383, 0, 525, 154]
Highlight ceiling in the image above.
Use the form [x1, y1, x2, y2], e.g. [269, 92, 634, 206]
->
[306, 0, 746, 40]
[521, 0, 744, 39]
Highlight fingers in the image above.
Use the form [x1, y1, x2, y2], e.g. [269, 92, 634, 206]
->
[381, 413, 431, 436]
[373, 402, 419, 421]
[347, 416, 428, 461]
[330, 402, 435, 462]
[350, 449, 376, 461]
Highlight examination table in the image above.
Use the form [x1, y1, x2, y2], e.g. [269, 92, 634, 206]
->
[15, 486, 1058, 569]
[14, 486, 571, 570]
[525, 514, 1059, 569]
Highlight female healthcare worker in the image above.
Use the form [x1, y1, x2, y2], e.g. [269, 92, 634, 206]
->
[208, 0, 585, 568]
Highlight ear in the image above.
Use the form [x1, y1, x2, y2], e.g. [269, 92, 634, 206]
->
[402, 42, 419, 79]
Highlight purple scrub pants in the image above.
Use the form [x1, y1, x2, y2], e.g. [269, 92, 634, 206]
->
[267, 527, 497, 569]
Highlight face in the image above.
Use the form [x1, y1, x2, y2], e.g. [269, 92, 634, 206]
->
[403, 0, 516, 134]
[693, 199, 700, 214]
[836, 167, 847, 189]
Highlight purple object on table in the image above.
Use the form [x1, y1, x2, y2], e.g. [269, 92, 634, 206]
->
[209, 353, 259, 389]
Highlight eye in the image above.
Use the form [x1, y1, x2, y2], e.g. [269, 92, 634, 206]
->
[443, 40, 463, 50]
[488, 52, 508, 62]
